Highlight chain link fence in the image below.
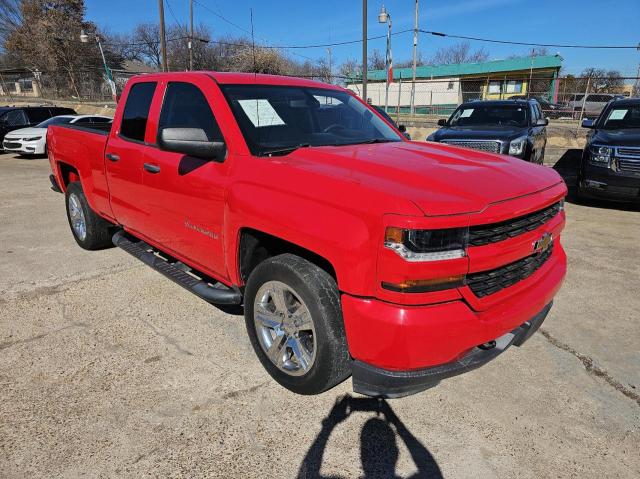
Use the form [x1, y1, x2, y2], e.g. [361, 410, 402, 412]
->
[347, 75, 639, 125]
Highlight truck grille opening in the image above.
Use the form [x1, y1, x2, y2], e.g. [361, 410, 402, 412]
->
[466, 243, 554, 298]
[618, 159, 640, 175]
[468, 202, 561, 247]
[441, 140, 501, 153]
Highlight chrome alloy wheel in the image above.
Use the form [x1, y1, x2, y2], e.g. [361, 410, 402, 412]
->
[254, 281, 316, 376]
[68, 193, 87, 241]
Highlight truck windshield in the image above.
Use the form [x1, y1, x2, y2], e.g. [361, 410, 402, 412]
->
[221, 84, 402, 156]
[448, 104, 529, 127]
[601, 105, 640, 129]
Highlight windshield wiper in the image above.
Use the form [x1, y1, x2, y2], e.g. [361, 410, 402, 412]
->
[258, 143, 310, 157]
[333, 138, 399, 147]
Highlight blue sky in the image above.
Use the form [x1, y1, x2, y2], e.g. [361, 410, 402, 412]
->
[86, 0, 639, 76]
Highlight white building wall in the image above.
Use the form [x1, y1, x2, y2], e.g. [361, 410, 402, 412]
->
[347, 77, 460, 107]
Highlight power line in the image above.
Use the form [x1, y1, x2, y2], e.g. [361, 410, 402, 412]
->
[420, 30, 640, 49]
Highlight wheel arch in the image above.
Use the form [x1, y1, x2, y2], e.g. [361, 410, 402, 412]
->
[237, 228, 338, 287]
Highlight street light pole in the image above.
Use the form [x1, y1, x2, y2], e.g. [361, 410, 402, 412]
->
[189, 0, 194, 71]
[158, 0, 168, 72]
[378, 5, 392, 112]
[410, 0, 418, 115]
[80, 29, 116, 99]
[362, 0, 368, 102]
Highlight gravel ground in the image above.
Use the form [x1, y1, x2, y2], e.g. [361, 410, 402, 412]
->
[0, 152, 638, 478]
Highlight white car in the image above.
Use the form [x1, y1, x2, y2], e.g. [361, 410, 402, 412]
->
[2, 114, 112, 156]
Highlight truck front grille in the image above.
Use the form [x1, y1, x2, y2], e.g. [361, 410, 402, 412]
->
[617, 159, 640, 175]
[617, 147, 640, 159]
[468, 202, 561, 247]
[441, 140, 501, 153]
[466, 243, 554, 298]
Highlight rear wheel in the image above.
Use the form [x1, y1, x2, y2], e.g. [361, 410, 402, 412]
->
[65, 182, 114, 250]
[244, 254, 351, 395]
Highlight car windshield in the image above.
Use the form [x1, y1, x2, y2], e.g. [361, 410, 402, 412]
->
[221, 85, 402, 156]
[448, 104, 529, 127]
[601, 105, 640, 129]
[36, 116, 74, 128]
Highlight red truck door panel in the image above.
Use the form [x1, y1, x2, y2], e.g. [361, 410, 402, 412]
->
[105, 81, 158, 231]
[137, 81, 229, 278]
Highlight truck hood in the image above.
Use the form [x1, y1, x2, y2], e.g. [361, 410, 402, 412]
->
[430, 125, 527, 143]
[4, 127, 46, 139]
[591, 128, 640, 146]
[287, 141, 563, 216]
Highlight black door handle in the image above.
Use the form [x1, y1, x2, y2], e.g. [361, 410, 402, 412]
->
[105, 153, 120, 162]
[143, 163, 161, 174]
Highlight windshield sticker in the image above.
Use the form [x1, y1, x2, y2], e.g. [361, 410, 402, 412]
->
[608, 109, 627, 121]
[460, 109, 474, 118]
[238, 99, 285, 127]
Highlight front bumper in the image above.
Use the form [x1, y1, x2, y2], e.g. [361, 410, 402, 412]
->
[352, 302, 552, 398]
[580, 163, 640, 201]
[2, 139, 43, 155]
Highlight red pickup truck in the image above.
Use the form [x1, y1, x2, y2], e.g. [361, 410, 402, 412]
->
[47, 72, 567, 398]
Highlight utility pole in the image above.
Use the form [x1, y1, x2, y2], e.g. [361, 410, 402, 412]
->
[158, 0, 168, 72]
[362, 0, 367, 102]
[410, 0, 418, 115]
[327, 48, 333, 84]
[189, 0, 194, 71]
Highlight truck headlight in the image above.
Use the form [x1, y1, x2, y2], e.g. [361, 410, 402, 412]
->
[384, 227, 468, 262]
[23, 136, 42, 141]
[588, 145, 612, 166]
[508, 136, 527, 156]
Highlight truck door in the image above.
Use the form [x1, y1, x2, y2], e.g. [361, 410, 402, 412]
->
[104, 81, 158, 232]
[137, 80, 229, 279]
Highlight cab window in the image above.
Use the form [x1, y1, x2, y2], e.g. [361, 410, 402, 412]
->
[120, 82, 157, 142]
[1, 109, 28, 126]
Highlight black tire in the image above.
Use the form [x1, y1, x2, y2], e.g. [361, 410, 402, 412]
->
[244, 253, 351, 395]
[65, 182, 114, 250]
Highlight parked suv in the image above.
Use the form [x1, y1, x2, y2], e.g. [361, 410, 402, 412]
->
[579, 98, 640, 202]
[428, 99, 548, 164]
[566, 93, 624, 119]
[0, 106, 77, 148]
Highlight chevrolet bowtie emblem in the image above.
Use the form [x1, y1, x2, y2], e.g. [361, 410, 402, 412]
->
[532, 232, 553, 254]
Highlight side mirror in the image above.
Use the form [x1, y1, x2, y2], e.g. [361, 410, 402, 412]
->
[437, 119, 447, 127]
[398, 124, 406, 133]
[535, 118, 549, 126]
[581, 119, 595, 129]
[158, 127, 226, 161]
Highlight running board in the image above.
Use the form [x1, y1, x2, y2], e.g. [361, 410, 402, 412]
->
[112, 230, 242, 305]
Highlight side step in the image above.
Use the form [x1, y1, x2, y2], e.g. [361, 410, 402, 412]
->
[112, 230, 242, 305]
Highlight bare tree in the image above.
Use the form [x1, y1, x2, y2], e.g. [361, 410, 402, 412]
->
[580, 68, 624, 93]
[0, 0, 21, 49]
[429, 41, 488, 65]
[368, 48, 386, 70]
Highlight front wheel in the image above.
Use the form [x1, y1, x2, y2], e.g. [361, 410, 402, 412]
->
[244, 254, 351, 395]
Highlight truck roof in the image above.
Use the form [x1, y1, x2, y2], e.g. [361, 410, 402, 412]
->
[131, 71, 345, 91]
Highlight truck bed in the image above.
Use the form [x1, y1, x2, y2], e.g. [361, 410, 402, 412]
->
[47, 123, 113, 220]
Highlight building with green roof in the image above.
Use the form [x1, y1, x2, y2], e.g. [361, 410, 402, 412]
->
[346, 54, 563, 115]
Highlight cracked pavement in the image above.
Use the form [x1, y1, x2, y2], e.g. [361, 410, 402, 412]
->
[0, 153, 639, 478]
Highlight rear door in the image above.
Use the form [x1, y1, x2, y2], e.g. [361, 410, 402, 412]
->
[104, 80, 158, 231]
[137, 79, 230, 278]
[25, 108, 52, 126]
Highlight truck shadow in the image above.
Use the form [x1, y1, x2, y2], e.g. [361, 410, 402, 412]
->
[551, 149, 640, 212]
[297, 394, 443, 479]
